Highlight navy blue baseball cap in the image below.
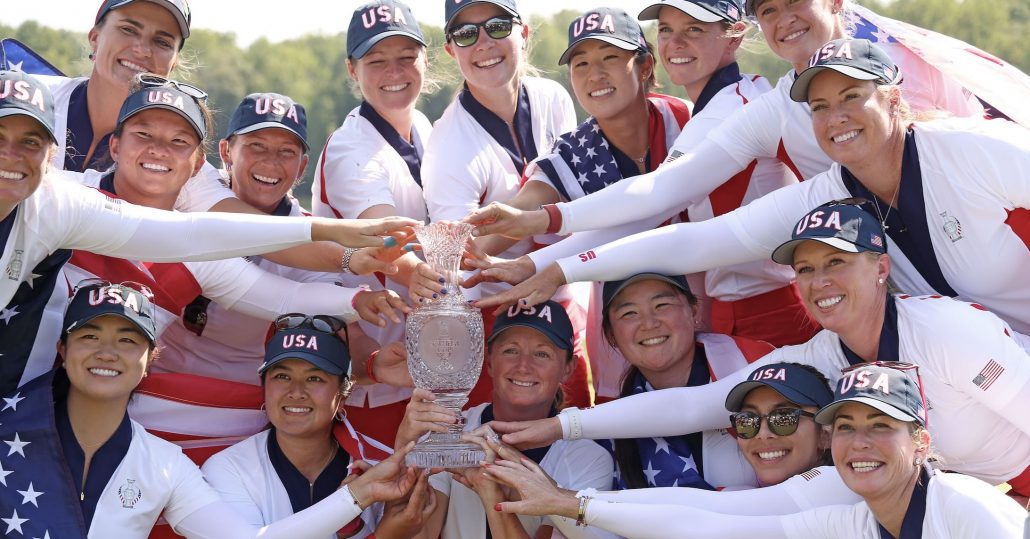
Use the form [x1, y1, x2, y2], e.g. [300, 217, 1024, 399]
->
[790, 38, 903, 102]
[261, 327, 351, 377]
[117, 78, 207, 139]
[225, 93, 308, 151]
[489, 300, 574, 351]
[348, 0, 427, 60]
[725, 362, 834, 412]
[639, 0, 744, 23]
[0, 71, 56, 141]
[815, 364, 926, 426]
[771, 201, 886, 265]
[445, 0, 521, 32]
[602, 273, 692, 312]
[559, 8, 648, 66]
[95, 0, 192, 46]
[64, 281, 158, 345]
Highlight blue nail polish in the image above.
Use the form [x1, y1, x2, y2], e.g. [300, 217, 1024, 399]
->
[440, 288, 448, 294]
[383, 237, 398, 247]
[432, 293, 438, 299]
[438, 277, 446, 283]
[403, 243, 417, 252]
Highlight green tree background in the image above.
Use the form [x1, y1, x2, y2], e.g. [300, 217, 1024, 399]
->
[3, 0, 1028, 205]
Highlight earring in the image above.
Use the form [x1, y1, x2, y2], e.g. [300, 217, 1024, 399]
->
[259, 402, 266, 412]
[335, 409, 347, 421]
[89, 52, 96, 61]
[913, 456, 922, 467]
[877, 278, 885, 285]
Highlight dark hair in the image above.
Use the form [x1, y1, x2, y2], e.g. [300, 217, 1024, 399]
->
[606, 277, 698, 489]
[739, 362, 833, 466]
[636, 40, 659, 93]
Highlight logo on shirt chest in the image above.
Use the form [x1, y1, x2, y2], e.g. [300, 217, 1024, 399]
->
[940, 211, 963, 242]
[118, 478, 142, 509]
[4, 250, 23, 281]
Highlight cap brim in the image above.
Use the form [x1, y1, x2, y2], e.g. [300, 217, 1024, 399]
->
[488, 322, 572, 351]
[148, 0, 191, 40]
[260, 351, 346, 377]
[122, 103, 204, 139]
[230, 121, 309, 151]
[447, 2, 520, 31]
[789, 65, 881, 102]
[771, 237, 861, 265]
[0, 108, 56, 142]
[559, 36, 642, 65]
[814, 396, 920, 425]
[350, 31, 427, 60]
[604, 273, 690, 310]
[66, 312, 156, 344]
[638, 1, 725, 22]
[725, 380, 823, 412]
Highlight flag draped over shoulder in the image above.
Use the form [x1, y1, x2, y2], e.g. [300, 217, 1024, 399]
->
[0, 39, 64, 77]
[851, 5, 1030, 127]
[0, 371, 87, 538]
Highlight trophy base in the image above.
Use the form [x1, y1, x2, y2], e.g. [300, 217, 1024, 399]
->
[405, 441, 486, 468]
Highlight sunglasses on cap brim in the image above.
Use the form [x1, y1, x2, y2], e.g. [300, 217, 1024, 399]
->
[447, 17, 521, 48]
[730, 407, 815, 439]
[72, 278, 154, 299]
[274, 313, 348, 339]
[135, 73, 208, 102]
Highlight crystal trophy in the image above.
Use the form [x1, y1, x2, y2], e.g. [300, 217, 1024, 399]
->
[405, 222, 485, 468]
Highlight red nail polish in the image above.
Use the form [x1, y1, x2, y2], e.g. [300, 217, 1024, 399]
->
[494, 503, 502, 512]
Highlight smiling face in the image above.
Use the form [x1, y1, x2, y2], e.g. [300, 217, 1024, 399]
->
[110, 108, 204, 208]
[831, 402, 926, 500]
[736, 386, 826, 485]
[807, 70, 898, 170]
[487, 326, 572, 411]
[792, 240, 889, 334]
[0, 115, 52, 217]
[656, 6, 738, 99]
[606, 279, 698, 376]
[222, 129, 307, 214]
[349, 36, 427, 115]
[59, 314, 152, 404]
[89, 2, 182, 89]
[568, 40, 649, 122]
[445, 3, 528, 94]
[752, 0, 844, 70]
[263, 358, 345, 441]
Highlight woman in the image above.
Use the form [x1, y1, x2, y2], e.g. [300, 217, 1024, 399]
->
[485, 364, 1025, 537]
[421, 0, 576, 299]
[150, 90, 408, 386]
[472, 38, 1030, 340]
[395, 300, 613, 538]
[310, 0, 441, 458]
[599, 272, 773, 490]
[203, 317, 436, 538]
[0, 70, 415, 395]
[490, 201, 1030, 501]
[0, 281, 421, 537]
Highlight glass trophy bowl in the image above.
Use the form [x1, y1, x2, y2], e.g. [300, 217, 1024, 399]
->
[405, 222, 485, 468]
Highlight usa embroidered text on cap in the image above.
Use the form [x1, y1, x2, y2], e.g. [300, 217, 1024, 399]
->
[725, 362, 834, 412]
[559, 7, 648, 66]
[789, 38, 903, 102]
[489, 299, 574, 351]
[771, 201, 887, 265]
[260, 326, 351, 377]
[815, 364, 927, 426]
[117, 81, 207, 139]
[0, 71, 56, 141]
[64, 282, 158, 345]
[225, 93, 309, 151]
[348, 0, 427, 60]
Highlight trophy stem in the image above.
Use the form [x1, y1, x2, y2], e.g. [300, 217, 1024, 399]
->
[405, 391, 486, 468]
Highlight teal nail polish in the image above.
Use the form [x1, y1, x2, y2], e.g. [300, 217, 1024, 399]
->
[383, 237, 398, 247]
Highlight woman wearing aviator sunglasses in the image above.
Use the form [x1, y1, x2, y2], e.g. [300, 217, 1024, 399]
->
[492, 201, 1030, 507]
[203, 315, 438, 538]
[418, 0, 576, 304]
[484, 364, 1025, 537]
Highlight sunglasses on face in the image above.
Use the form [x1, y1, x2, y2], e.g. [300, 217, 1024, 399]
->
[72, 278, 154, 299]
[135, 73, 208, 102]
[447, 17, 521, 48]
[274, 313, 347, 336]
[730, 407, 815, 439]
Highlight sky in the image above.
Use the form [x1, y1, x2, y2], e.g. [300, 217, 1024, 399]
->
[7, 1, 655, 46]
